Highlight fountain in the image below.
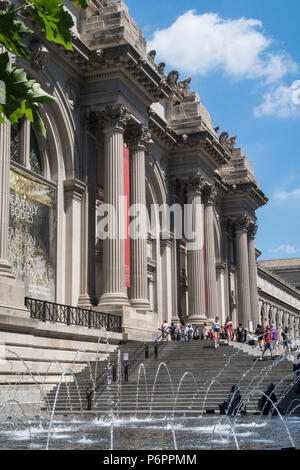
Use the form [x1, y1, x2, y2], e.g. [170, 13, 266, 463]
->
[0, 324, 299, 450]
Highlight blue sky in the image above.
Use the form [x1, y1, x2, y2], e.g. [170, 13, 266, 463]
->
[125, 0, 300, 260]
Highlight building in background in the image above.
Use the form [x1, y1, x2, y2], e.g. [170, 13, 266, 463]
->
[259, 259, 300, 291]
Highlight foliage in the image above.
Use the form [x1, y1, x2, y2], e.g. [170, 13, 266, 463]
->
[0, 0, 87, 136]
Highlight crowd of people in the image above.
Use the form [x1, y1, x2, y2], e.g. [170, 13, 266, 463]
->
[161, 316, 234, 347]
[161, 318, 300, 414]
[236, 323, 298, 361]
[161, 318, 300, 415]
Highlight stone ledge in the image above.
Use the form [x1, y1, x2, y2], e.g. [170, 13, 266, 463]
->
[0, 311, 124, 344]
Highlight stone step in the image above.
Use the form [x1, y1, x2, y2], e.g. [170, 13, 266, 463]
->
[44, 340, 295, 417]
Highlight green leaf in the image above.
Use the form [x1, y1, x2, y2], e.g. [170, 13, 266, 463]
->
[29, 0, 74, 50]
[0, 6, 33, 58]
[0, 52, 56, 136]
[31, 103, 47, 136]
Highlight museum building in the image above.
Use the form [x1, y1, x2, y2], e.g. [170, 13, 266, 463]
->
[0, 0, 299, 372]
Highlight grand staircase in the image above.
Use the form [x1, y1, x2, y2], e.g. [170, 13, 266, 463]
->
[44, 339, 297, 416]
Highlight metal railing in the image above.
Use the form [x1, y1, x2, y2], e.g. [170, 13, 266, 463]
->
[25, 297, 122, 332]
[86, 330, 168, 410]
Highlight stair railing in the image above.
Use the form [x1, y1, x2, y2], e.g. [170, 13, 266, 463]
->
[85, 331, 169, 410]
[25, 297, 122, 332]
[86, 365, 111, 411]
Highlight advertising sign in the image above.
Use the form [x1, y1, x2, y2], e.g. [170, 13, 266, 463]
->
[8, 166, 57, 302]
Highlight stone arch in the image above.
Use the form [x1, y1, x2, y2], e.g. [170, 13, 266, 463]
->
[283, 311, 289, 327]
[268, 304, 273, 325]
[12, 62, 78, 304]
[213, 214, 221, 262]
[277, 309, 283, 332]
[145, 153, 168, 325]
[275, 307, 280, 329]
[270, 305, 276, 326]
[290, 315, 295, 340]
[260, 302, 265, 326]
[20, 61, 77, 182]
[258, 300, 263, 326]
[295, 316, 300, 344]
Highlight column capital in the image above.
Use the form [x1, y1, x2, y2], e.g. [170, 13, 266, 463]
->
[216, 261, 227, 272]
[64, 178, 86, 202]
[235, 214, 253, 232]
[97, 103, 131, 132]
[126, 124, 152, 149]
[248, 223, 258, 239]
[169, 177, 184, 203]
[186, 174, 206, 196]
[203, 185, 218, 205]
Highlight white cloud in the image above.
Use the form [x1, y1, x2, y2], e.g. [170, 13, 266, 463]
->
[273, 188, 300, 201]
[148, 10, 297, 83]
[254, 80, 300, 117]
[269, 245, 299, 255]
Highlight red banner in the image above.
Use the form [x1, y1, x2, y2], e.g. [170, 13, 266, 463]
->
[123, 146, 130, 288]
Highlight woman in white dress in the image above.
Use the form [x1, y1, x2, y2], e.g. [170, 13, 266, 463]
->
[212, 316, 221, 349]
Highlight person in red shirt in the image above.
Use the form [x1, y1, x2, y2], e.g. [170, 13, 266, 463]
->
[224, 316, 233, 345]
[260, 325, 275, 360]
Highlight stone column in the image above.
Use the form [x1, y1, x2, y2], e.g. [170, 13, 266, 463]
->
[98, 104, 130, 308]
[78, 114, 94, 308]
[0, 114, 30, 315]
[0, 116, 14, 279]
[235, 215, 252, 328]
[128, 124, 151, 310]
[216, 262, 227, 324]
[186, 177, 206, 325]
[203, 186, 218, 321]
[19, 118, 30, 169]
[248, 223, 259, 328]
[160, 237, 173, 324]
[64, 179, 86, 306]
[169, 177, 182, 324]
[223, 226, 231, 319]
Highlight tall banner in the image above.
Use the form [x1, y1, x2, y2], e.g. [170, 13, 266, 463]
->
[123, 146, 130, 288]
[8, 166, 56, 302]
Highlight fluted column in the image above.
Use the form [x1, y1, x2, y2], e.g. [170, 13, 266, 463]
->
[98, 104, 131, 308]
[0, 116, 14, 278]
[64, 179, 86, 306]
[128, 124, 151, 310]
[19, 118, 30, 168]
[235, 215, 252, 327]
[186, 176, 206, 324]
[204, 186, 218, 321]
[77, 115, 94, 308]
[248, 223, 259, 327]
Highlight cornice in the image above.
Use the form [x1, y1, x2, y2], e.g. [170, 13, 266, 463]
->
[258, 289, 300, 316]
[225, 181, 268, 209]
[148, 108, 178, 147]
[258, 265, 300, 300]
[63, 178, 86, 201]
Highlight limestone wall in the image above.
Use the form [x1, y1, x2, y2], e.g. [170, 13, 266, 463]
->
[0, 310, 120, 417]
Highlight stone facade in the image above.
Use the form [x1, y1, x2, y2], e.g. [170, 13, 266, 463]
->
[259, 259, 300, 291]
[257, 264, 300, 342]
[0, 0, 299, 351]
